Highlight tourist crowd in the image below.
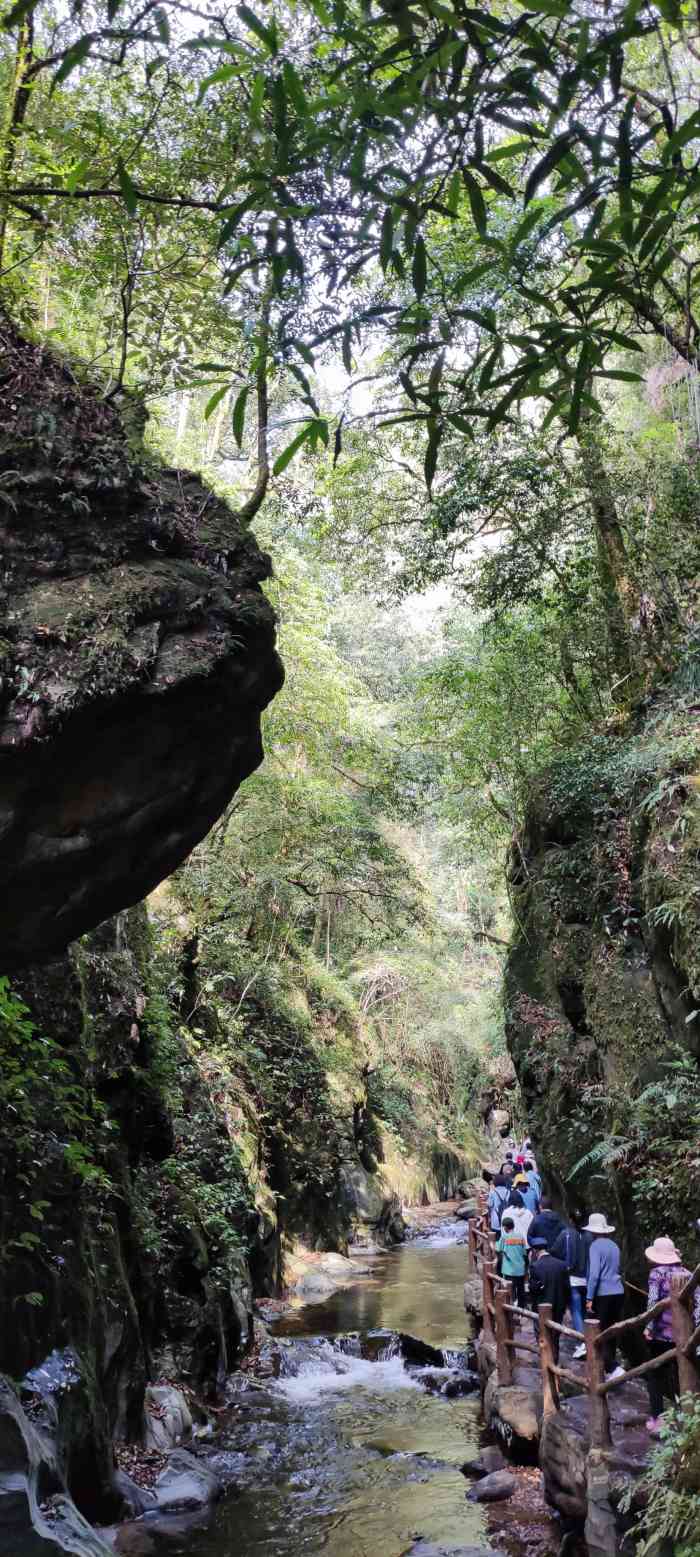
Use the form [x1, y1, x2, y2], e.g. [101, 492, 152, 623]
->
[484, 1144, 700, 1435]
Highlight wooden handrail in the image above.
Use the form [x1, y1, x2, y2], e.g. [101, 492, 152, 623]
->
[592, 1296, 668, 1346]
[597, 1345, 678, 1395]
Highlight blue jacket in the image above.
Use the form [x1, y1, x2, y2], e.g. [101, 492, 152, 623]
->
[586, 1237, 623, 1300]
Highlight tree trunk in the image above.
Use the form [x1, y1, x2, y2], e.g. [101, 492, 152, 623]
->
[576, 415, 640, 694]
[0, 8, 36, 273]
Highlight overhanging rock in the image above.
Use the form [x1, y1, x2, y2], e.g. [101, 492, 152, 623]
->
[0, 313, 283, 967]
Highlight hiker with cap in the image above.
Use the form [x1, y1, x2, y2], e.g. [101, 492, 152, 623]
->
[514, 1170, 540, 1215]
[496, 1214, 528, 1308]
[529, 1239, 569, 1359]
[643, 1234, 700, 1435]
[585, 1212, 625, 1379]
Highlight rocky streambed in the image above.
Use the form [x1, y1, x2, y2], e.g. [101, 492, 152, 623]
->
[96, 1213, 562, 1557]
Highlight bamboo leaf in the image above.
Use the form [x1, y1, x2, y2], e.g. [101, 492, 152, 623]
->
[204, 385, 228, 420]
[52, 36, 92, 88]
[116, 157, 138, 215]
[412, 234, 427, 300]
[462, 169, 487, 237]
[272, 423, 314, 474]
[524, 134, 573, 207]
[237, 3, 278, 55]
[232, 385, 249, 447]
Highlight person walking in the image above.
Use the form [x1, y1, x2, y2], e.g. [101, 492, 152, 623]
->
[527, 1197, 565, 1252]
[496, 1214, 528, 1308]
[524, 1159, 542, 1201]
[507, 1188, 533, 1243]
[514, 1171, 540, 1215]
[643, 1235, 700, 1435]
[487, 1174, 510, 1233]
[552, 1210, 591, 1357]
[529, 1239, 570, 1359]
[584, 1212, 625, 1379]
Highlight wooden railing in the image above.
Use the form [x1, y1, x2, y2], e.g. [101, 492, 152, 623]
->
[467, 1210, 700, 1449]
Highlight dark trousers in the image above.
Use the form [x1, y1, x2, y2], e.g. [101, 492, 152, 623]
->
[646, 1338, 679, 1417]
[593, 1293, 624, 1372]
[510, 1274, 526, 1309]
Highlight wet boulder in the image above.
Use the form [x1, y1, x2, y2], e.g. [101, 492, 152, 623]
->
[0, 311, 283, 968]
[153, 1449, 223, 1512]
[143, 1387, 192, 1453]
[461, 1446, 507, 1478]
[467, 1469, 517, 1503]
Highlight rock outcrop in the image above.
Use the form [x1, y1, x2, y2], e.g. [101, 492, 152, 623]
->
[0, 311, 283, 967]
[503, 699, 700, 1273]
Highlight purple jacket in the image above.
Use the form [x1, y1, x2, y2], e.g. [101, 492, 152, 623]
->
[647, 1264, 700, 1343]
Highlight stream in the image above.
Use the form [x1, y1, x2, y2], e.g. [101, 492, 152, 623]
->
[171, 1218, 561, 1557]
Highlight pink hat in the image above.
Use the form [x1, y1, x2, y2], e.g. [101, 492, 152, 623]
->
[645, 1236, 682, 1266]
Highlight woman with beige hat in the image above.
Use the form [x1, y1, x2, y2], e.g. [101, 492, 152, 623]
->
[584, 1211, 625, 1379]
[644, 1234, 700, 1434]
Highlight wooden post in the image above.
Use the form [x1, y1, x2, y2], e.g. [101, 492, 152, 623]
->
[670, 1271, 700, 1397]
[482, 1260, 496, 1341]
[495, 1285, 513, 1386]
[538, 1302, 560, 1417]
[585, 1317, 612, 1449]
[468, 1217, 477, 1274]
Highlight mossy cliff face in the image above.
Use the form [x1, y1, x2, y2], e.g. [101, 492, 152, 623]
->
[504, 695, 700, 1275]
[0, 312, 283, 967]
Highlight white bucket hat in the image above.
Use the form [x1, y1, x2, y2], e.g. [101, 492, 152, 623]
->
[645, 1236, 682, 1265]
[583, 1212, 616, 1235]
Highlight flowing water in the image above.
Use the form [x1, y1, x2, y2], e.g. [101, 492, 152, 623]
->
[179, 1220, 498, 1557]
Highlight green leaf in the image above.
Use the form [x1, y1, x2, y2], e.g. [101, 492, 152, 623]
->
[662, 109, 700, 161]
[342, 327, 353, 375]
[198, 63, 241, 100]
[272, 423, 314, 474]
[237, 3, 278, 55]
[524, 135, 573, 207]
[379, 207, 394, 274]
[218, 195, 257, 247]
[594, 368, 643, 382]
[462, 169, 487, 237]
[232, 385, 249, 447]
[282, 60, 307, 115]
[412, 234, 427, 300]
[446, 170, 461, 215]
[250, 70, 266, 121]
[424, 418, 442, 494]
[486, 139, 531, 163]
[204, 384, 228, 420]
[52, 36, 92, 88]
[116, 157, 138, 215]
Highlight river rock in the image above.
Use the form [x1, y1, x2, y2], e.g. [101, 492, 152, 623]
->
[0, 310, 283, 968]
[441, 1371, 480, 1397]
[409, 1545, 506, 1556]
[398, 1334, 445, 1368]
[152, 1459, 214, 1516]
[541, 1411, 587, 1522]
[153, 1449, 223, 1511]
[463, 1276, 483, 1319]
[461, 1446, 507, 1477]
[484, 1375, 542, 1459]
[143, 1385, 192, 1452]
[467, 1469, 517, 1503]
[112, 1469, 158, 1518]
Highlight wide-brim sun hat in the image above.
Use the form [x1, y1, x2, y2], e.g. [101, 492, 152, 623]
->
[529, 1237, 548, 1248]
[513, 1174, 529, 1185]
[583, 1212, 616, 1234]
[645, 1236, 683, 1265]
